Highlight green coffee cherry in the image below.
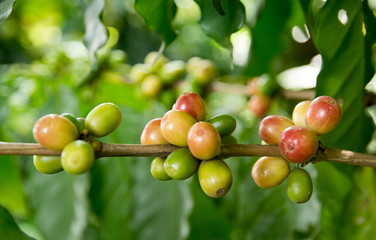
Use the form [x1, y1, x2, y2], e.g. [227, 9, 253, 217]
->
[150, 157, 172, 181]
[198, 159, 232, 198]
[33, 155, 63, 174]
[164, 148, 199, 180]
[85, 102, 121, 137]
[286, 168, 313, 204]
[61, 140, 95, 175]
[208, 114, 237, 138]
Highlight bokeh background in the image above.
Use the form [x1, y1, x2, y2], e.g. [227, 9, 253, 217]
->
[1, 0, 376, 239]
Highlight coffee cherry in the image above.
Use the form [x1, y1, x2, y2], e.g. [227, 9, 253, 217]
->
[76, 117, 86, 134]
[173, 92, 206, 121]
[141, 118, 169, 145]
[33, 155, 63, 174]
[150, 157, 171, 181]
[144, 51, 169, 72]
[140, 74, 162, 98]
[187, 122, 221, 160]
[85, 102, 121, 137]
[279, 126, 319, 163]
[305, 96, 342, 135]
[221, 135, 238, 145]
[191, 59, 217, 85]
[186, 57, 202, 73]
[251, 156, 290, 188]
[160, 110, 197, 146]
[259, 115, 294, 145]
[292, 100, 311, 127]
[129, 63, 151, 83]
[286, 168, 313, 203]
[208, 114, 237, 138]
[164, 148, 199, 180]
[159, 60, 186, 84]
[61, 113, 79, 128]
[61, 140, 95, 175]
[248, 94, 271, 117]
[33, 114, 79, 151]
[198, 159, 232, 198]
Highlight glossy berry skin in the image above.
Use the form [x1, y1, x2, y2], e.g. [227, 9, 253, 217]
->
[292, 100, 311, 127]
[221, 135, 238, 145]
[164, 148, 199, 180]
[208, 114, 237, 138]
[248, 94, 271, 117]
[191, 59, 217, 85]
[61, 140, 95, 175]
[173, 92, 206, 121]
[286, 168, 313, 204]
[305, 96, 342, 135]
[252, 157, 290, 189]
[259, 115, 294, 145]
[141, 118, 169, 145]
[33, 155, 63, 174]
[187, 122, 221, 160]
[279, 126, 319, 163]
[198, 159, 232, 198]
[150, 157, 171, 181]
[33, 114, 79, 151]
[160, 110, 197, 146]
[85, 102, 122, 137]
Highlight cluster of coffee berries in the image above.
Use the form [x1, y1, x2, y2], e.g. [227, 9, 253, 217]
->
[247, 75, 279, 118]
[141, 92, 236, 198]
[253, 96, 342, 203]
[129, 52, 217, 99]
[32, 103, 121, 175]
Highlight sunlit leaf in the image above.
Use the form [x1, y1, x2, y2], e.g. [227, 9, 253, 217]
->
[307, 0, 373, 151]
[0, 0, 16, 24]
[83, 0, 108, 63]
[134, 0, 177, 46]
[194, 0, 245, 47]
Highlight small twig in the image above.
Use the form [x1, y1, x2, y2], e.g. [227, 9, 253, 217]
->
[1, 142, 376, 167]
[210, 82, 315, 100]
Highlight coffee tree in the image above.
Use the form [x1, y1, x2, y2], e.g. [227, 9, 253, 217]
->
[1, 0, 376, 240]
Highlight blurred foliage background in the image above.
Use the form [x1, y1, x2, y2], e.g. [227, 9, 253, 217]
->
[1, 0, 376, 239]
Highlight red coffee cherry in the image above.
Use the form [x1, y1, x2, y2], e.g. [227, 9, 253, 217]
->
[279, 126, 319, 164]
[140, 118, 169, 145]
[173, 92, 206, 121]
[305, 96, 342, 135]
[259, 115, 294, 145]
[248, 94, 271, 117]
[33, 114, 79, 151]
[187, 122, 221, 160]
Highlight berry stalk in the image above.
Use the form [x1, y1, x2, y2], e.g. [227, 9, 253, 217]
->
[1, 142, 376, 167]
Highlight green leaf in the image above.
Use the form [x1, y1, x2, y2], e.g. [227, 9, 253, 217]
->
[134, 0, 177, 46]
[83, 0, 108, 63]
[0, 206, 34, 240]
[307, 0, 372, 152]
[0, 156, 27, 218]
[194, 0, 245, 47]
[25, 172, 90, 240]
[314, 162, 352, 240]
[0, 0, 16, 24]
[187, 177, 232, 240]
[244, 0, 294, 76]
[340, 167, 376, 240]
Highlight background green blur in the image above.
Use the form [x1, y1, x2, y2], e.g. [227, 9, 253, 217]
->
[1, 0, 376, 239]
